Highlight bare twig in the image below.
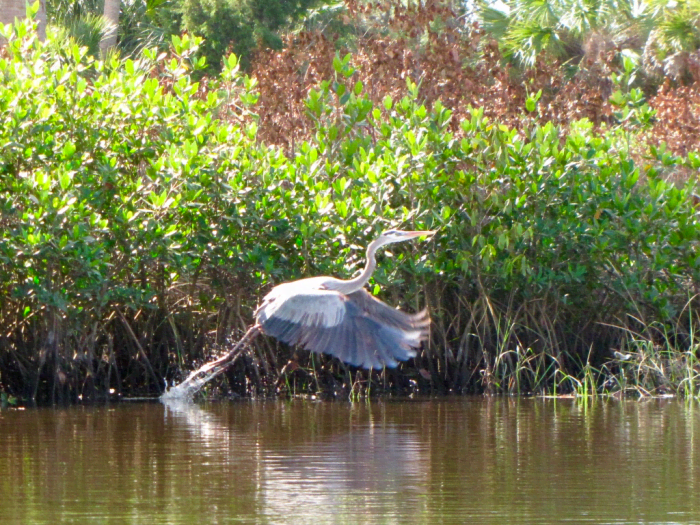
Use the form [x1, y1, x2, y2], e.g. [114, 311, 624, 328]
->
[115, 307, 160, 392]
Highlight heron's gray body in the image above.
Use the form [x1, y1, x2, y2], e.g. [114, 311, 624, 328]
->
[253, 230, 434, 369]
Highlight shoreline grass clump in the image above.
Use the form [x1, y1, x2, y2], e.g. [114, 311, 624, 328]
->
[1, 18, 699, 404]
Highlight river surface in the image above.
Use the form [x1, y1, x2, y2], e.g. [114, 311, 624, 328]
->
[1, 397, 699, 524]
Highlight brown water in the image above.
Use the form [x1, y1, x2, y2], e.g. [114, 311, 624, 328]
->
[1, 398, 698, 524]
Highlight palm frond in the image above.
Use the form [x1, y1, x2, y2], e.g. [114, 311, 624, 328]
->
[119, 0, 180, 57]
[510, 0, 562, 28]
[50, 12, 113, 56]
[503, 21, 564, 67]
[478, 3, 510, 39]
[46, 0, 103, 23]
[654, 7, 700, 52]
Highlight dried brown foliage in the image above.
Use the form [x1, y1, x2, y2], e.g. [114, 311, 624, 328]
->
[247, 0, 700, 157]
[648, 82, 700, 156]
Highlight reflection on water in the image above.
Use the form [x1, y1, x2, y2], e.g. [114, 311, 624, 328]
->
[163, 400, 430, 524]
[1, 398, 699, 524]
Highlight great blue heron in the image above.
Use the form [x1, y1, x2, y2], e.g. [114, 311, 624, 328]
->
[161, 230, 435, 400]
[255, 230, 435, 369]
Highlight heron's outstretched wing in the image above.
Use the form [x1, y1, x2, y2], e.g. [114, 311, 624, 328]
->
[256, 284, 430, 369]
[346, 289, 431, 336]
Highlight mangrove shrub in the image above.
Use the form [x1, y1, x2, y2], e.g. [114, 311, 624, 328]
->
[1, 18, 699, 402]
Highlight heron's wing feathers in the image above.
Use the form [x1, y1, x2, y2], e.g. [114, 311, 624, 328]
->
[256, 287, 347, 329]
[257, 284, 430, 369]
[347, 289, 431, 337]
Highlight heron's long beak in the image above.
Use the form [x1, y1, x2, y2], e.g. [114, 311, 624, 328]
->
[403, 230, 436, 239]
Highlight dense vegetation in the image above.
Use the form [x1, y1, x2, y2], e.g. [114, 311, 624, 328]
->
[44, 0, 329, 68]
[1, 4, 700, 405]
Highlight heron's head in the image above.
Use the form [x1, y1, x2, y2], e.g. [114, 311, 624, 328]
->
[376, 229, 435, 246]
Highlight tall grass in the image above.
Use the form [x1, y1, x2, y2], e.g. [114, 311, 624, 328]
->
[602, 302, 700, 398]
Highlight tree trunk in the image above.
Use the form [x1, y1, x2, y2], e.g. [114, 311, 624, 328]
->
[100, 0, 120, 54]
[0, 0, 46, 41]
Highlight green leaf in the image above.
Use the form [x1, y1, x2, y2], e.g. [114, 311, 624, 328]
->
[332, 55, 343, 74]
[335, 199, 349, 218]
[62, 141, 76, 159]
[59, 171, 72, 190]
[383, 95, 393, 110]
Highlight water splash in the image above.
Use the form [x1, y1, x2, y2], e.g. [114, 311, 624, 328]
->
[161, 325, 260, 403]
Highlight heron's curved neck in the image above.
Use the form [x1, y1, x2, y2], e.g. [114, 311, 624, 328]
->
[331, 238, 383, 294]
